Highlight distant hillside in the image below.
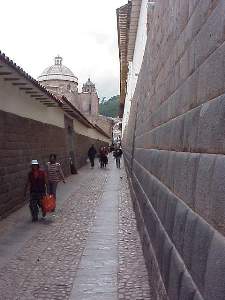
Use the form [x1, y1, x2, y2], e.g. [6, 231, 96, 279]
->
[99, 95, 119, 118]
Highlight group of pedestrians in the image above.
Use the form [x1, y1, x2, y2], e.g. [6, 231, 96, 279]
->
[25, 145, 122, 222]
[87, 144, 123, 169]
[24, 154, 65, 222]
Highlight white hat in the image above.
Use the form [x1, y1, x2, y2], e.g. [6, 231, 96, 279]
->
[31, 160, 39, 165]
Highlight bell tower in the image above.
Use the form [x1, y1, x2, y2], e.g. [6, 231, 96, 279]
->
[80, 78, 99, 116]
[82, 78, 96, 93]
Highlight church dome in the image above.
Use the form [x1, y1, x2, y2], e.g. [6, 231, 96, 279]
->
[38, 56, 78, 83]
[82, 78, 96, 93]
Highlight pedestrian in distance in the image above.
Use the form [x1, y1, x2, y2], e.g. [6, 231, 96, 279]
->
[88, 145, 97, 168]
[110, 144, 115, 153]
[99, 146, 104, 168]
[24, 160, 48, 222]
[113, 147, 123, 168]
[47, 154, 66, 200]
[103, 146, 109, 168]
[99, 146, 108, 168]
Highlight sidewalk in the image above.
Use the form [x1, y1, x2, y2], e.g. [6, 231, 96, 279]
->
[0, 157, 151, 300]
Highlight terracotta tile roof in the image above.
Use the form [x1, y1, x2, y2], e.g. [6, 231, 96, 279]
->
[0, 50, 62, 106]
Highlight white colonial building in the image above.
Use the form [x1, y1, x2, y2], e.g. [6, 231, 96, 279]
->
[38, 56, 99, 117]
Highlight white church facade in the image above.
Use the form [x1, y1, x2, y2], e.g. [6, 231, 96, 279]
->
[38, 56, 99, 117]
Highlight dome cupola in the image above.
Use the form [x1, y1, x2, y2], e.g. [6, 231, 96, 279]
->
[82, 78, 96, 93]
[38, 56, 78, 84]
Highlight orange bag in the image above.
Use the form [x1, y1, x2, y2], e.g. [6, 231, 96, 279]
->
[41, 194, 56, 214]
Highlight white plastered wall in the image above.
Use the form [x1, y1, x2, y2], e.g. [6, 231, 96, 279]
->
[73, 119, 110, 144]
[73, 119, 89, 136]
[0, 77, 65, 128]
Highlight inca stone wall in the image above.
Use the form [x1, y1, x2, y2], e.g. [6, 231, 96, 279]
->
[0, 110, 106, 219]
[0, 110, 70, 218]
[123, 1, 225, 299]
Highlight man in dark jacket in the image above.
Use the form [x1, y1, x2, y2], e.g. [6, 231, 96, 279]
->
[113, 147, 123, 168]
[25, 160, 48, 222]
[88, 145, 97, 168]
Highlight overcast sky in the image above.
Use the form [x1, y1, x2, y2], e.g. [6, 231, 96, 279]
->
[0, 0, 127, 99]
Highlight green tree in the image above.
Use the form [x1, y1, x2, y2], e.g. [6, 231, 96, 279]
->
[99, 95, 119, 118]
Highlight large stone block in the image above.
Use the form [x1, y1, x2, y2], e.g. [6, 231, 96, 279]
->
[180, 49, 190, 83]
[204, 233, 225, 300]
[190, 218, 214, 295]
[197, 43, 225, 107]
[143, 197, 158, 244]
[188, 0, 200, 19]
[172, 200, 188, 255]
[150, 176, 161, 210]
[169, 116, 185, 151]
[173, 71, 198, 121]
[165, 151, 176, 190]
[184, 153, 200, 209]
[189, 0, 218, 41]
[173, 152, 189, 201]
[158, 150, 170, 183]
[182, 210, 198, 271]
[160, 237, 173, 292]
[154, 225, 166, 271]
[167, 249, 186, 300]
[179, 271, 198, 300]
[194, 2, 225, 69]
[141, 171, 154, 201]
[164, 191, 178, 238]
[183, 106, 201, 152]
[156, 184, 169, 224]
[162, 122, 175, 150]
[211, 155, 225, 234]
[199, 95, 225, 152]
[133, 160, 146, 190]
[137, 149, 152, 174]
[195, 154, 216, 222]
[133, 148, 143, 165]
[149, 149, 161, 177]
[193, 291, 203, 300]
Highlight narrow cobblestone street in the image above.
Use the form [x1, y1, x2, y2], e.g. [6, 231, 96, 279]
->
[0, 157, 151, 300]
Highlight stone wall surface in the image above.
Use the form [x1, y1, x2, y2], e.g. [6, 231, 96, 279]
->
[123, 0, 225, 299]
[0, 110, 106, 219]
[74, 133, 107, 169]
[0, 110, 70, 218]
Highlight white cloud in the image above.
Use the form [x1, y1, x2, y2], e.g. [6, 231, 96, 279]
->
[0, 0, 127, 99]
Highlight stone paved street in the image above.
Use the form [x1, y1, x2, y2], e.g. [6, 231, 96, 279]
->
[0, 157, 151, 299]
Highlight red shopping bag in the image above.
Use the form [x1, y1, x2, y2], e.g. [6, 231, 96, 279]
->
[41, 194, 56, 214]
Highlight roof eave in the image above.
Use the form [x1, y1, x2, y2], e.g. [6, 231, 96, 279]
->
[0, 50, 61, 107]
[127, 0, 142, 62]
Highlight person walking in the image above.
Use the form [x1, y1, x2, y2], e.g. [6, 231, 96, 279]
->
[47, 154, 65, 199]
[113, 147, 123, 168]
[88, 145, 97, 168]
[99, 146, 108, 168]
[24, 160, 48, 222]
[99, 146, 105, 168]
[102, 147, 108, 168]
